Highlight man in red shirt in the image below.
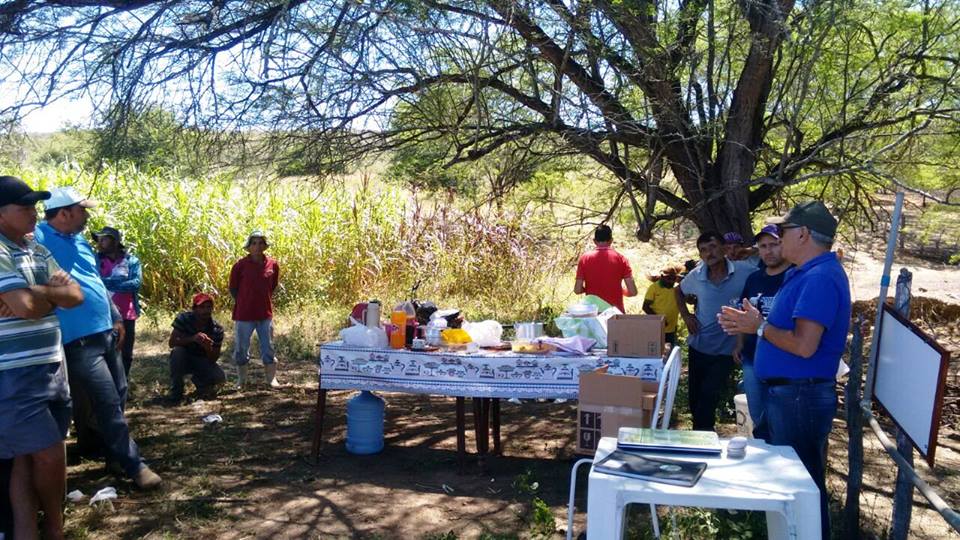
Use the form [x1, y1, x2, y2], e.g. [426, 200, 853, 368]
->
[574, 225, 637, 313]
[229, 231, 280, 387]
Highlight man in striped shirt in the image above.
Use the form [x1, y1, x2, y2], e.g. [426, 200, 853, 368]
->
[0, 176, 83, 540]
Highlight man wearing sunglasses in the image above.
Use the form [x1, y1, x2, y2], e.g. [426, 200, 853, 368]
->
[719, 201, 850, 540]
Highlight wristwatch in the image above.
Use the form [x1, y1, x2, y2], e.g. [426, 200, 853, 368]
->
[757, 321, 768, 339]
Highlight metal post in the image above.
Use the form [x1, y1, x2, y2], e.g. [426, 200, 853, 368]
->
[890, 269, 914, 540]
[862, 192, 905, 406]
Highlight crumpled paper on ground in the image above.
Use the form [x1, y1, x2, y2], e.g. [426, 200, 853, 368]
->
[202, 414, 223, 424]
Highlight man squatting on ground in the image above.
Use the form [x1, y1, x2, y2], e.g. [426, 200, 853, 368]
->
[230, 230, 281, 387]
[675, 231, 756, 431]
[720, 201, 851, 540]
[166, 293, 227, 403]
[0, 176, 83, 539]
[95, 226, 143, 378]
[574, 224, 638, 313]
[34, 186, 162, 490]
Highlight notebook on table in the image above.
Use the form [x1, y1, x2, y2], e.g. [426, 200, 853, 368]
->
[617, 427, 722, 455]
[594, 449, 707, 487]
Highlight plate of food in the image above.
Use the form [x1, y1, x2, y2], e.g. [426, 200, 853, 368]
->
[510, 341, 557, 354]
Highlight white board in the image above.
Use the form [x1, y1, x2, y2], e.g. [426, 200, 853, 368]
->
[874, 304, 949, 465]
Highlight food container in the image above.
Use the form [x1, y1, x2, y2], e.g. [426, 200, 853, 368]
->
[566, 303, 598, 317]
[514, 322, 544, 342]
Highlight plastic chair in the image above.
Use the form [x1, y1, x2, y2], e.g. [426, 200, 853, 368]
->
[567, 347, 682, 540]
[651, 346, 682, 430]
[648, 346, 682, 538]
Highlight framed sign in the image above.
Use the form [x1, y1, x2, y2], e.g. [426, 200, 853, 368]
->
[873, 303, 951, 466]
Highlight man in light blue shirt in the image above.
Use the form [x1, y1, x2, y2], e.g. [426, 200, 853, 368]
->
[675, 231, 755, 430]
[35, 186, 161, 490]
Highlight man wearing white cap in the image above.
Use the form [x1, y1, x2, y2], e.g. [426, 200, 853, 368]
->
[34, 186, 162, 490]
[229, 231, 280, 387]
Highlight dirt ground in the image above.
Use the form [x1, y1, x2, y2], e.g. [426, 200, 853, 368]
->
[60, 247, 960, 539]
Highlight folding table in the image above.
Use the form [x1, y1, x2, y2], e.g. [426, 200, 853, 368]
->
[586, 436, 821, 539]
[312, 342, 663, 463]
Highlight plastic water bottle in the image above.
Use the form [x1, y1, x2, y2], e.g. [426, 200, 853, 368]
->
[346, 391, 385, 454]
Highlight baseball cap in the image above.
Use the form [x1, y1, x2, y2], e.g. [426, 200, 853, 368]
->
[0, 176, 51, 206]
[753, 224, 780, 243]
[722, 232, 744, 245]
[44, 186, 98, 211]
[768, 201, 838, 239]
[192, 292, 214, 307]
[245, 230, 269, 248]
[92, 226, 122, 244]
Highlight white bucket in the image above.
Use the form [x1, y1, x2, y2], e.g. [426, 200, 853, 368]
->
[734, 393, 753, 437]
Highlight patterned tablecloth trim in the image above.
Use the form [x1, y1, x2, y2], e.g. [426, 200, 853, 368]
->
[318, 343, 662, 399]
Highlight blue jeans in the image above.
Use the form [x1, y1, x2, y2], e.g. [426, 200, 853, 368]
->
[234, 319, 275, 366]
[740, 360, 769, 441]
[64, 331, 145, 478]
[765, 380, 836, 540]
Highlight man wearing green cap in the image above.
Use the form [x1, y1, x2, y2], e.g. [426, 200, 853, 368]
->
[719, 200, 850, 540]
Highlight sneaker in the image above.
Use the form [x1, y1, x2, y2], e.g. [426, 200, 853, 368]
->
[133, 466, 163, 490]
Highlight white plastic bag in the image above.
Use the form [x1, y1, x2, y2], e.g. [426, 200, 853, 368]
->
[461, 320, 503, 347]
[89, 486, 117, 508]
[339, 322, 388, 348]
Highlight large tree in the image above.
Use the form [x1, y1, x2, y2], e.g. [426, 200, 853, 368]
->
[1, 0, 958, 236]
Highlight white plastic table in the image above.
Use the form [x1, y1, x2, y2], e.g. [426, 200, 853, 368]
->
[586, 437, 821, 539]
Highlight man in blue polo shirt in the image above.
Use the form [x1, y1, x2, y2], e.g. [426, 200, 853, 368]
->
[675, 231, 756, 431]
[719, 201, 850, 540]
[34, 186, 162, 490]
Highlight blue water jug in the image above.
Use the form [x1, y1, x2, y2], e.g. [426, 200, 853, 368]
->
[346, 390, 385, 455]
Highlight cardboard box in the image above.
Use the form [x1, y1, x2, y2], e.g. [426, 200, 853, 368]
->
[576, 368, 659, 455]
[607, 314, 665, 357]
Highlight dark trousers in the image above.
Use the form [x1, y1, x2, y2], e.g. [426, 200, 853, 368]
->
[121, 319, 136, 377]
[0, 458, 11, 539]
[64, 331, 145, 477]
[687, 346, 735, 431]
[170, 347, 226, 398]
[765, 381, 837, 540]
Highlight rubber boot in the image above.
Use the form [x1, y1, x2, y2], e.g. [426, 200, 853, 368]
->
[237, 364, 248, 388]
[265, 362, 280, 388]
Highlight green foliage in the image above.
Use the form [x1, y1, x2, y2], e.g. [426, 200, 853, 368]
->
[625, 507, 766, 539]
[529, 497, 555, 539]
[11, 164, 572, 321]
[92, 106, 191, 173]
[511, 469, 539, 496]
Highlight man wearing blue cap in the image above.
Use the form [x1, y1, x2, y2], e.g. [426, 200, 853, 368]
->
[731, 224, 791, 441]
[0, 176, 83, 539]
[34, 186, 162, 490]
[719, 201, 850, 540]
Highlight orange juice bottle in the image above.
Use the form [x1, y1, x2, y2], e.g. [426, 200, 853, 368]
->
[390, 310, 407, 349]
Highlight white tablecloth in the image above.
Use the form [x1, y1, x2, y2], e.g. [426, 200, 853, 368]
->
[318, 342, 662, 399]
